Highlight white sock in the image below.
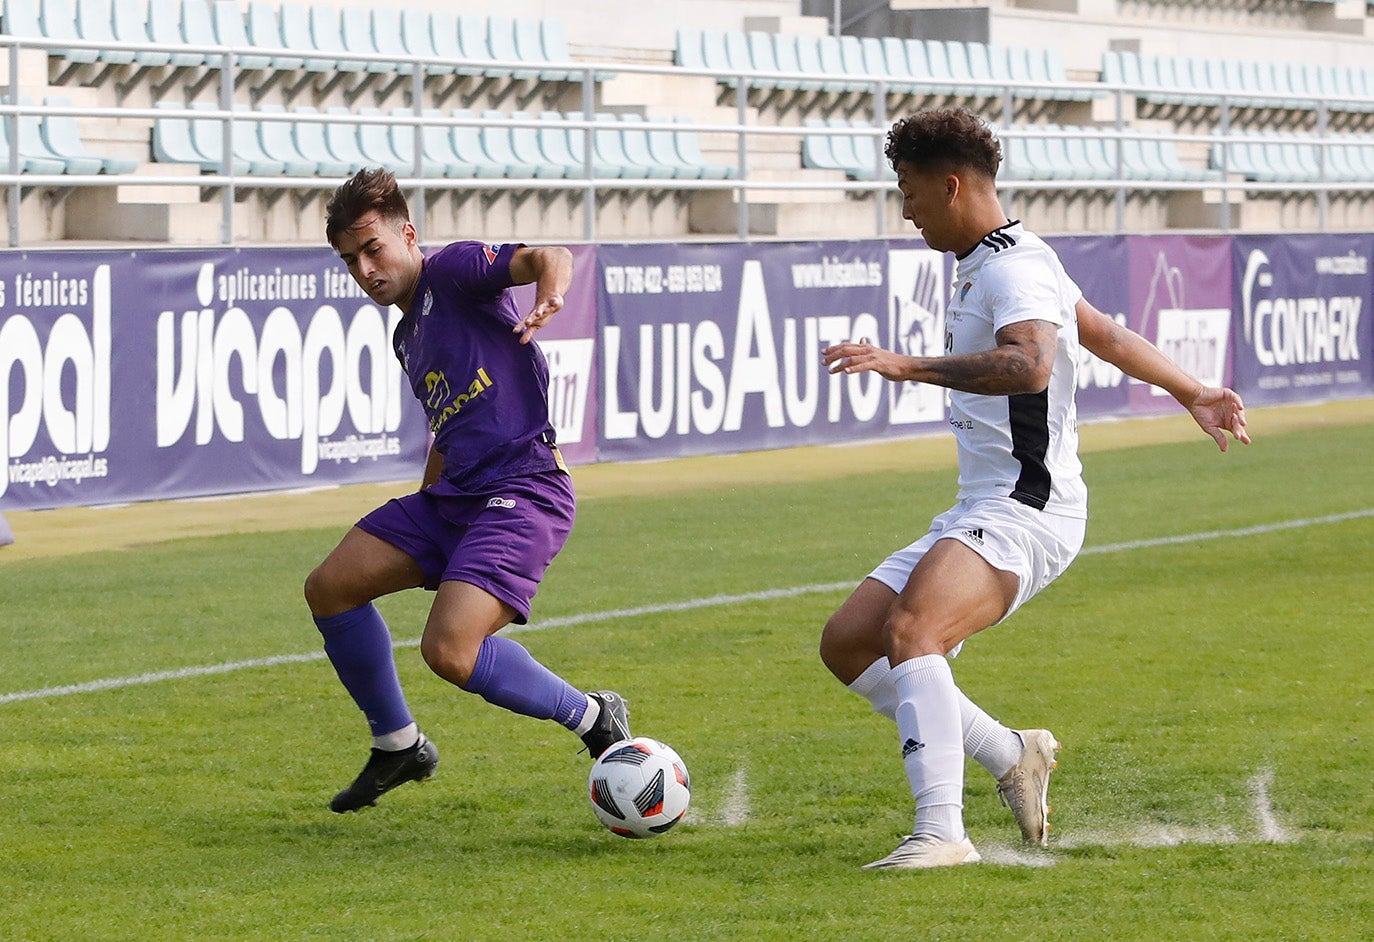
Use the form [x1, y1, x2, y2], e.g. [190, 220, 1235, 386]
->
[373, 722, 420, 752]
[849, 657, 1025, 780]
[957, 690, 1025, 780]
[847, 657, 899, 721]
[892, 655, 966, 842]
[572, 695, 600, 736]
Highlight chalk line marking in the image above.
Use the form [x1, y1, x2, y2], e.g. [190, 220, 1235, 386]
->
[4, 508, 1371, 706]
[684, 765, 750, 828]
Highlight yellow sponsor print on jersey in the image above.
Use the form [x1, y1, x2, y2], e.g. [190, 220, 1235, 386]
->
[424, 367, 494, 434]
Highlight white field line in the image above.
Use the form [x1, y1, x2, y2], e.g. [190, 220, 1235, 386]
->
[683, 766, 750, 828]
[3, 508, 1372, 706]
[1249, 767, 1293, 843]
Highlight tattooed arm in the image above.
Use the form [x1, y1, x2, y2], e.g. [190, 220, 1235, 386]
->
[822, 320, 1057, 395]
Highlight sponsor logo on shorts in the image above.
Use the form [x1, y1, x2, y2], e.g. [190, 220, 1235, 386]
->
[486, 497, 516, 509]
[902, 738, 924, 758]
[963, 528, 985, 545]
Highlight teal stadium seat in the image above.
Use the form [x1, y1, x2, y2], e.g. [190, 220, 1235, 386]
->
[285, 106, 352, 176]
[879, 37, 917, 95]
[747, 31, 789, 89]
[617, 114, 676, 180]
[370, 11, 414, 76]
[353, 107, 409, 174]
[451, 109, 507, 178]
[40, 0, 101, 67]
[400, 11, 450, 76]
[536, 111, 591, 177]
[817, 35, 864, 93]
[322, 107, 375, 174]
[146, 0, 206, 68]
[772, 33, 824, 93]
[112, 0, 168, 68]
[700, 30, 739, 90]
[478, 109, 538, 177]
[801, 118, 842, 173]
[508, 111, 564, 178]
[339, 7, 389, 75]
[457, 15, 503, 79]
[246, 2, 303, 71]
[152, 102, 214, 170]
[212, 0, 271, 72]
[486, 16, 540, 81]
[511, 17, 568, 82]
[795, 35, 843, 94]
[254, 104, 317, 176]
[672, 115, 735, 179]
[41, 96, 137, 173]
[385, 110, 449, 178]
[309, 4, 365, 73]
[75, 0, 137, 66]
[645, 119, 703, 179]
[405, 108, 469, 178]
[8, 98, 100, 174]
[429, 13, 483, 78]
[190, 102, 286, 175]
[593, 111, 646, 179]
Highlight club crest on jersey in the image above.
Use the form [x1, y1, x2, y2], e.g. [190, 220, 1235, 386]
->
[420, 290, 434, 318]
[959, 281, 973, 301]
[484, 243, 501, 264]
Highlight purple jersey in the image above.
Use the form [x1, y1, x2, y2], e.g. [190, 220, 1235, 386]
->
[393, 241, 563, 494]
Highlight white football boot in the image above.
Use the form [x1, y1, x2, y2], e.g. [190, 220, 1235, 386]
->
[862, 833, 982, 870]
[997, 728, 1061, 847]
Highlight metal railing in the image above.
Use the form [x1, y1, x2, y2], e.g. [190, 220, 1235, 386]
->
[3, 30, 1373, 246]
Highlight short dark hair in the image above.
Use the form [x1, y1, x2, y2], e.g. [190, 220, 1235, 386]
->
[325, 167, 410, 246]
[885, 108, 1001, 179]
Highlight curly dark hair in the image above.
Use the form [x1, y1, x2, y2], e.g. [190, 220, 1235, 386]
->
[325, 167, 411, 247]
[885, 108, 1001, 179]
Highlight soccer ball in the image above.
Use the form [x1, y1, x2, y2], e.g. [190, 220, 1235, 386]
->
[588, 737, 691, 839]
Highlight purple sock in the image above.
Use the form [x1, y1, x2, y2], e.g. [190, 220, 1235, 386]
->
[314, 604, 415, 738]
[463, 635, 588, 730]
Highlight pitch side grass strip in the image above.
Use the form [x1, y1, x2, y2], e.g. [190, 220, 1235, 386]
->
[3, 506, 1371, 707]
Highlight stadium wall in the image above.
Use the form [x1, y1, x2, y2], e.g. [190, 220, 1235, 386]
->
[1, 231, 1370, 511]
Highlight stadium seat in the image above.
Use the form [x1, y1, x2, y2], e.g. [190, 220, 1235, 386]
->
[747, 31, 789, 90]
[508, 111, 563, 178]
[308, 4, 364, 73]
[700, 30, 739, 90]
[353, 107, 408, 174]
[645, 119, 703, 179]
[370, 11, 413, 76]
[429, 12, 483, 77]
[672, 115, 735, 179]
[795, 35, 844, 94]
[801, 119, 843, 173]
[512, 17, 568, 82]
[255, 105, 317, 176]
[478, 109, 538, 177]
[152, 103, 215, 170]
[278, 3, 334, 73]
[879, 37, 918, 95]
[457, 15, 502, 78]
[189, 102, 285, 175]
[287, 106, 353, 176]
[385, 110, 448, 178]
[39, 0, 101, 67]
[553, 112, 619, 178]
[535, 110, 588, 177]
[450, 109, 506, 177]
[5, 98, 100, 174]
[41, 96, 138, 173]
[817, 35, 865, 94]
[617, 114, 676, 180]
[246, 2, 303, 71]
[110, 0, 168, 68]
[399, 10, 449, 76]
[211, 0, 271, 72]
[340, 7, 389, 75]
[487, 16, 540, 81]
[75, 0, 137, 66]
[146, 0, 206, 68]
[403, 108, 469, 178]
[318, 107, 372, 174]
[772, 33, 824, 93]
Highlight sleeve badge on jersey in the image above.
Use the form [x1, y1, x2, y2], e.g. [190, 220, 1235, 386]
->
[484, 243, 501, 264]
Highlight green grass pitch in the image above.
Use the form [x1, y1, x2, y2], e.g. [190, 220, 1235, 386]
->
[1, 415, 1371, 940]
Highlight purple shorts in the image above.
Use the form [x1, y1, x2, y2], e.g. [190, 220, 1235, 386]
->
[356, 471, 575, 624]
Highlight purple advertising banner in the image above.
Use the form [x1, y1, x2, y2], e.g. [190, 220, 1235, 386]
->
[1231, 233, 1374, 405]
[509, 242, 598, 466]
[1, 247, 430, 511]
[1126, 235, 1235, 414]
[596, 240, 952, 461]
[1049, 234, 1132, 418]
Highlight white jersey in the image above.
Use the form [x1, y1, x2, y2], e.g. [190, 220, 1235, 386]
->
[945, 221, 1088, 518]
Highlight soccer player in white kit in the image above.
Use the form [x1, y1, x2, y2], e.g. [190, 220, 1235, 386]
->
[820, 109, 1249, 869]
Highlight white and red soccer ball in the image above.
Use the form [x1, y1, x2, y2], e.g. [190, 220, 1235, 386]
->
[588, 737, 691, 839]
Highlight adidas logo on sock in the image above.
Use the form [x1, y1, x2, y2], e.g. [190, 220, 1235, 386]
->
[902, 738, 925, 758]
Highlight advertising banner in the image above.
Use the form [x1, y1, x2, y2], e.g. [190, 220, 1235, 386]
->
[1231, 233, 1373, 405]
[1126, 235, 1235, 413]
[596, 240, 951, 461]
[1, 248, 430, 511]
[509, 242, 598, 466]
[1051, 234, 1132, 418]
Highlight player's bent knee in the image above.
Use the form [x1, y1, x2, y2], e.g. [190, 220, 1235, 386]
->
[882, 613, 949, 660]
[420, 634, 478, 687]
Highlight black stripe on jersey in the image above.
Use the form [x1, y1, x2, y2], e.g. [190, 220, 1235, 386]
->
[979, 221, 1020, 254]
[1008, 389, 1052, 510]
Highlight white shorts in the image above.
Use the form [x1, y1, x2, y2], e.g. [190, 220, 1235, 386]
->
[867, 496, 1087, 633]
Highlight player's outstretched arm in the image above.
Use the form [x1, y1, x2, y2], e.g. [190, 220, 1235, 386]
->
[508, 246, 574, 344]
[1076, 298, 1250, 451]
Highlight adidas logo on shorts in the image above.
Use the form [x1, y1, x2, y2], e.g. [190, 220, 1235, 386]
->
[962, 528, 985, 545]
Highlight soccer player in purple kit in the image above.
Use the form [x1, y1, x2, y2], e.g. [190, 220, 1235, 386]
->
[305, 168, 631, 813]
